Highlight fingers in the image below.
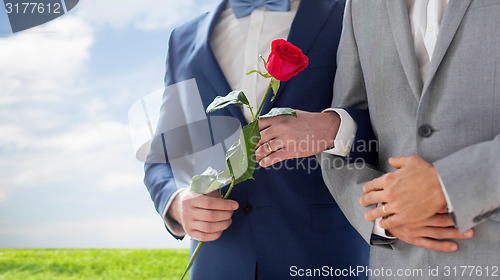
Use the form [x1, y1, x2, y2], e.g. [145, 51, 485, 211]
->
[188, 207, 234, 223]
[257, 110, 305, 132]
[191, 219, 233, 233]
[437, 206, 449, 214]
[387, 218, 474, 252]
[181, 193, 237, 242]
[189, 230, 225, 242]
[257, 117, 273, 131]
[363, 176, 385, 194]
[388, 155, 423, 169]
[388, 156, 410, 169]
[380, 213, 408, 229]
[258, 122, 279, 144]
[410, 237, 459, 252]
[380, 212, 454, 229]
[417, 227, 474, 240]
[185, 193, 239, 211]
[363, 203, 391, 221]
[420, 213, 455, 227]
[359, 190, 386, 207]
[255, 139, 283, 162]
[407, 227, 473, 252]
[258, 149, 288, 168]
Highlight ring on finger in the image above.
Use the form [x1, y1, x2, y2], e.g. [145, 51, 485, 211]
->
[266, 142, 274, 153]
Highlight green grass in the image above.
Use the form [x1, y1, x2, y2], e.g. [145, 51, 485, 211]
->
[0, 249, 190, 280]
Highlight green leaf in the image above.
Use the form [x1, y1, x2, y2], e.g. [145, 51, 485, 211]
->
[206, 91, 250, 113]
[259, 107, 297, 119]
[190, 167, 232, 194]
[226, 120, 261, 185]
[270, 79, 280, 101]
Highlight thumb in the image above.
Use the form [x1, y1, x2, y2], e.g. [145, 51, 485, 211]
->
[388, 156, 412, 169]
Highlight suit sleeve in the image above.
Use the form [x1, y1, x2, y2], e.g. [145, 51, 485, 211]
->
[319, 0, 393, 247]
[144, 29, 185, 240]
[433, 134, 500, 232]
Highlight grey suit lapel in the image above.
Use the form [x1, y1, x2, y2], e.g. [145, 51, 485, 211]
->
[422, 0, 472, 94]
[385, 0, 423, 101]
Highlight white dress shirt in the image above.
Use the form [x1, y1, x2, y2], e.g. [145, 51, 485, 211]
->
[212, 0, 300, 122]
[408, 0, 449, 80]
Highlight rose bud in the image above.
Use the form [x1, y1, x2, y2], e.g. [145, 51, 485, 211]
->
[266, 39, 309, 82]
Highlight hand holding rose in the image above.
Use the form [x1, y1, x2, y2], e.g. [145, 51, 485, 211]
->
[256, 110, 340, 167]
[169, 190, 239, 242]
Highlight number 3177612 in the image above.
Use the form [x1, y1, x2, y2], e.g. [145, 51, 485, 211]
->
[5, 3, 62, 14]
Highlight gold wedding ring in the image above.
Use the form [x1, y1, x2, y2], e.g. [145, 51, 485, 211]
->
[266, 142, 274, 153]
[382, 204, 388, 215]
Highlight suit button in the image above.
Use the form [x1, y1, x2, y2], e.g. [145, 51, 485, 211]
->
[243, 204, 252, 214]
[473, 215, 482, 223]
[418, 125, 434, 137]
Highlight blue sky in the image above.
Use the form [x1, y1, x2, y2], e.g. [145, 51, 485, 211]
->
[0, 0, 219, 248]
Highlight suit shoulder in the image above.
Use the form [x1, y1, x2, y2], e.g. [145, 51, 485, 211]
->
[168, 11, 210, 44]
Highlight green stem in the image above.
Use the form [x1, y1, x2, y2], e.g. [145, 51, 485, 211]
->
[254, 79, 273, 119]
[247, 105, 255, 121]
[223, 179, 236, 200]
[180, 241, 204, 280]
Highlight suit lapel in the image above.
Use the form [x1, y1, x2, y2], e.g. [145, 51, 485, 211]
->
[422, 0, 472, 94]
[192, 0, 248, 124]
[385, 0, 423, 101]
[260, 0, 342, 114]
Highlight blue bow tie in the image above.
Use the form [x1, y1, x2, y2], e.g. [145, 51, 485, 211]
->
[229, 0, 290, 18]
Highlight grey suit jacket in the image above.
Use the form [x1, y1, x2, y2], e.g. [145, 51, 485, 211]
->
[320, 0, 500, 279]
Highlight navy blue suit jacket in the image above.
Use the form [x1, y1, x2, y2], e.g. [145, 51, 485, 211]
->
[144, 1, 374, 279]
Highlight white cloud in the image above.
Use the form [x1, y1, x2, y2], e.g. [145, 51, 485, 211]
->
[0, 120, 140, 192]
[39, 121, 130, 152]
[77, 0, 216, 31]
[96, 172, 143, 192]
[0, 15, 94, 105]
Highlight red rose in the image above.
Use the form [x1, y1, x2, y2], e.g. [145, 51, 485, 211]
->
[266, 39, 309, 82]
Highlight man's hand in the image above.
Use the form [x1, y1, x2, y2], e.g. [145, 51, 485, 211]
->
[360, 156, 447, 229]
[255, 110, 340, 167]
[168, 189, 239, 242]
[386, 213, 473, 252]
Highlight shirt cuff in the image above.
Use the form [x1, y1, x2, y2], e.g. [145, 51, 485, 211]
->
[162, 188, 187, 237]
[372, 203, 397, 239]
[372, 217, 397, 239]
[437, 173, 454, 213]
[321, 108, 357, 157]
